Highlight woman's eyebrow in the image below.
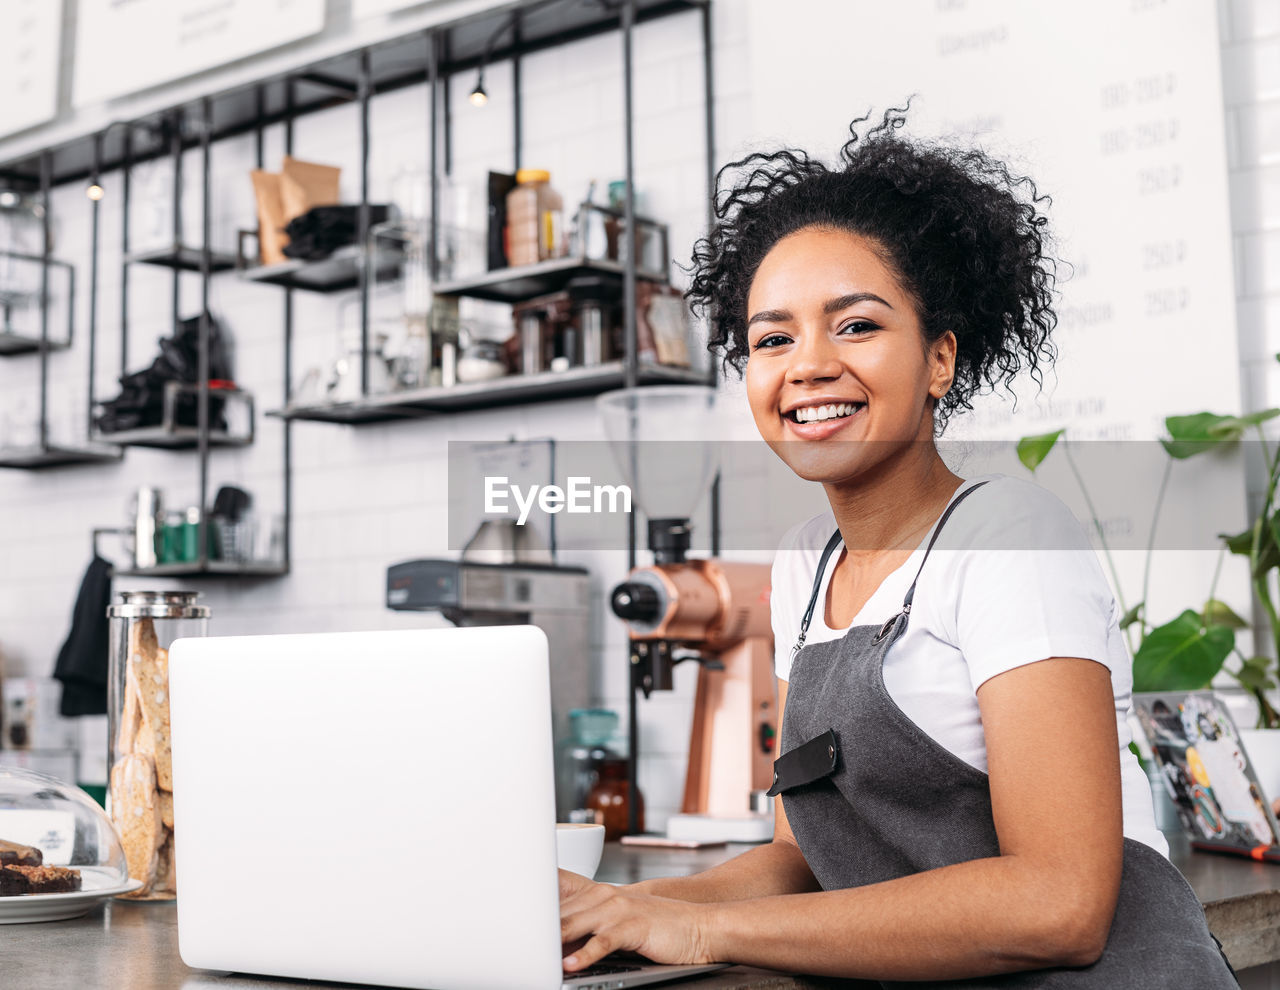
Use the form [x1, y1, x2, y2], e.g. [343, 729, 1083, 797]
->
[824, 291, 893, 313]
[747, 292, 893, 328]
[746, 308, 790, 327]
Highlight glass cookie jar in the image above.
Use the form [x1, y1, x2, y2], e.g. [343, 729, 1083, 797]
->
[106, 591, 209, 900]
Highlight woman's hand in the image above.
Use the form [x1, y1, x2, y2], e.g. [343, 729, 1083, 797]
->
[559, 869, 718, 972]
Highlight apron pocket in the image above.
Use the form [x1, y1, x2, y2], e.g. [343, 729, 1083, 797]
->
[767, 728, 840, 796]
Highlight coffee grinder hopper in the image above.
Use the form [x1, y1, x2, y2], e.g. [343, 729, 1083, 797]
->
[597, 386, 720, 561]
[598, 387, 776, 843]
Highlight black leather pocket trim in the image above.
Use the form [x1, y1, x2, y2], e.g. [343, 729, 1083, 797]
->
[766, 729, 840, 796]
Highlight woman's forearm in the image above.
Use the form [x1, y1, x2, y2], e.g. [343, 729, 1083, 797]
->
[706, 853, 1109, 981]
[632, 839, 820, 903]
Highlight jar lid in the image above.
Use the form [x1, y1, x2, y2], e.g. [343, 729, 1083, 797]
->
[107, 590, 210, 619]
[516, 168, 551, 184]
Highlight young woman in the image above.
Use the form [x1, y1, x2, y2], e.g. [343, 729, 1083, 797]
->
[559, 108, 1239, 987]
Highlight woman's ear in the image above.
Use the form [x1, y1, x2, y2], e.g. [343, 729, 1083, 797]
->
[929, 331, 957, 399]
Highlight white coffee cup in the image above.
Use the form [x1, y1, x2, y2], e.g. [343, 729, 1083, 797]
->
[556, 823, 605, 879]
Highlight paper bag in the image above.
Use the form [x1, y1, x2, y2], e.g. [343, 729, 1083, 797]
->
[280, 156, 341, 222]
[250, 170, 288, 266]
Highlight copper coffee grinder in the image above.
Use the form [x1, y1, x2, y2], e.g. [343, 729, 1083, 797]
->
[598, 387, 776, 842]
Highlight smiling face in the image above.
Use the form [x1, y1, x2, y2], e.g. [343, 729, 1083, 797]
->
[744, 226, 955, 485]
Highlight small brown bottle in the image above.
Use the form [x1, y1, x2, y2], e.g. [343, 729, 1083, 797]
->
[585, 756, 644, 840]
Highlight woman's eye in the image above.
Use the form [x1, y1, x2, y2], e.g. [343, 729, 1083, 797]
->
[838, 320, 879, 336]
[752, 333, 791, 350]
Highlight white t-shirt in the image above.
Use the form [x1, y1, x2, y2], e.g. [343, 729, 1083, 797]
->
[771, 473, 1167, 855]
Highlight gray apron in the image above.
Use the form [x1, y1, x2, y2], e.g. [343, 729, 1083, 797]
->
[769, 482, 1238, 988]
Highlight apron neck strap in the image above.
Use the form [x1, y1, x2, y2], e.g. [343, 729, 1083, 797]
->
[794, 528, 846, 658]
[901, 480, 989, 611]
[794, 480, 991, 656]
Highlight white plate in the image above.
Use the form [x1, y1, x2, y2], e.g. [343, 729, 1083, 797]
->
[0, 871, 144, 924]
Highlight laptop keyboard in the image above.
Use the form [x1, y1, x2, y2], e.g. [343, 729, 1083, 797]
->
[566, 961, 643, 977]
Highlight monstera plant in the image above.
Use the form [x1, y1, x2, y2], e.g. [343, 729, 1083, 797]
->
[1018, 404, 1280, 728]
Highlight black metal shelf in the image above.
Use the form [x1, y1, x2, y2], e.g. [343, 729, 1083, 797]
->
[0, 1, 705, 187]
[0, 442, 123, 470]
[269, 361, 707, 424]
[91, 426, 252, 450]
[238, 244, 401, 293]
[112, 560, 289, 578]
[125, 245, 237, 273]
[435, 256, 668, 304]
[0, 329, 69, 357]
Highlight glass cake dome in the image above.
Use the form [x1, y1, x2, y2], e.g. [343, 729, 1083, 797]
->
[0, 766, 132, 917]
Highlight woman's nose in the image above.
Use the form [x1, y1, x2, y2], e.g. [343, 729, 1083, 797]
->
[787, 330, 843, 383]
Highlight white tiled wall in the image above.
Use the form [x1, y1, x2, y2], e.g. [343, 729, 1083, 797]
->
[0, 4, 759, 829]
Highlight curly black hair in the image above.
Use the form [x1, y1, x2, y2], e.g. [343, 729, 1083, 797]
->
[687, 105, 1059, 432]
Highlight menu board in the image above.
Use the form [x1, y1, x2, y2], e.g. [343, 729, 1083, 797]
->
[74, 0, 326, 106]
[744, 0, 1238, 443]
[0, 0, 61, 138]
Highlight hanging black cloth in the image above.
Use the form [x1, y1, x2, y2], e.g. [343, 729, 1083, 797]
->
[53, 555, 113, 716]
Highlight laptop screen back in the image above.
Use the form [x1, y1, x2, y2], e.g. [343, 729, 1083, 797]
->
[169, 625, 563, 990]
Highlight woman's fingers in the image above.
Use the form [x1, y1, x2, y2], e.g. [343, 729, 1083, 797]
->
[558, 868, 594, 901]
[561, 886, 625, 942]
[564, 931, 624, 972]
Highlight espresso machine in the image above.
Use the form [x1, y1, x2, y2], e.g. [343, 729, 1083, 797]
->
[386, 520, 591, 819]
[599, 387, 776, 842]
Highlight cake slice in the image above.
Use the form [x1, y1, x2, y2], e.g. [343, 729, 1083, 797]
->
[0, 839, 42, 867]
[0, 864, 82, 895]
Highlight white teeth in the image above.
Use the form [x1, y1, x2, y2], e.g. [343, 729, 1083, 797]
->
[793, 402, 859, 423]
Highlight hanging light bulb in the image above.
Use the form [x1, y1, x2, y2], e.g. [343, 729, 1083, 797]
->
[86, 183, 105, 201]
[469, 69, 488, 107]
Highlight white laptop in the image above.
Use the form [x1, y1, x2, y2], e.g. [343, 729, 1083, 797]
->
[168, 625, 728, 990]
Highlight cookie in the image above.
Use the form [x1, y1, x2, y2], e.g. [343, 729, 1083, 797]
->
[130, 645, 172, 790]
[111, 753, 163, 897]
[116, 655, 142, 756]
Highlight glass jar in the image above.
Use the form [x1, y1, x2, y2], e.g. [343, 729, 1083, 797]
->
[0, 190, 45, 307]
[107, 591, 210, 900]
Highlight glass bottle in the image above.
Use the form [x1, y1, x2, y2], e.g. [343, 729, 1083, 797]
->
[505, 169, 564, 267]
[586, 756, 644, 840]
[107, 591, 210, 900]
[557, 708, 618, 822]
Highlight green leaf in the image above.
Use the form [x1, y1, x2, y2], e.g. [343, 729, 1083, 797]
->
[1119, 601, 1144, 631]
[1016, 429, 1064, 473]
[1221, 528, 1254, 556]
[1161, 412, 1244, 458]
[1266, 516, 1280, 579]
[1214, 409, 1280, 431]
[1202, 599, 1249, 629]
[1132, 610, 1234, 691]
[1221, 522, 1280, 579]
[1236, 656, 1278, 693]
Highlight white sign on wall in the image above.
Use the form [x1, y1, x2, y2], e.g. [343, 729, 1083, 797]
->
[0, 0, 61, 139]
[742, 0, 1247, 633]
[745, 0, 1238, 444]
[74, 0, 327, 106]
